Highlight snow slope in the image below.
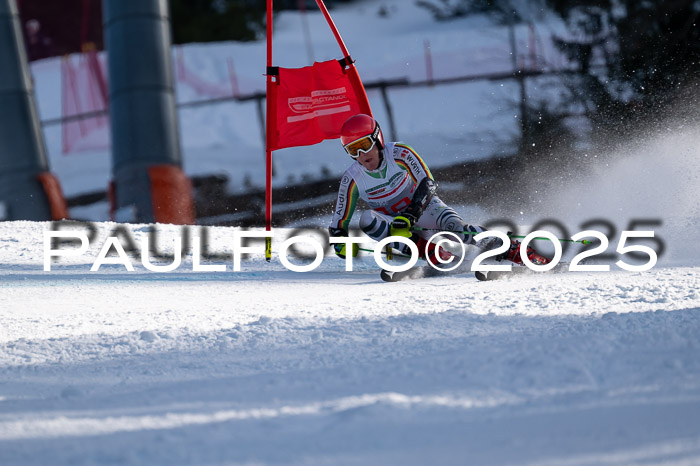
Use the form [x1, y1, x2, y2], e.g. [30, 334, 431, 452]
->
[1, 221, 699, 464]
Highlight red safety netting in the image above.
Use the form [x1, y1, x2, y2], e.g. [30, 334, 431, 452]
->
[175, 46, 240, 99]
[61, 49, 109, 154]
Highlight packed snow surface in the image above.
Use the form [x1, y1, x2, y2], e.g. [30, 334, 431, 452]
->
[1, 221, 699, 464]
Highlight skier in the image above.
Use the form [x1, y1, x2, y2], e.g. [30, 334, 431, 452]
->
[328, 113, 551, 268]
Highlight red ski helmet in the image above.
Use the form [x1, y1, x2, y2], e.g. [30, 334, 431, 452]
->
[340, 114, 385, 157]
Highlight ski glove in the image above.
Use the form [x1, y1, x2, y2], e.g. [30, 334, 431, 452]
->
[333, 242, 359, 259]
[328, 227, 359, 259]
[390, 179, 435, 238]
[390, 215, 415, 238]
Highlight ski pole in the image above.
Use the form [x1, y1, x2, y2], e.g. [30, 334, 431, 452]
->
[410, 227, 592, 245]
[358, 247, 412, 258]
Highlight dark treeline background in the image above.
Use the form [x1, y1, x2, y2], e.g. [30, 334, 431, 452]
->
[418, 0, 699, 159]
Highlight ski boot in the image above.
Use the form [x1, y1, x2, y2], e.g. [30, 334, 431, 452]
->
[498, 238, 551, 266]
[415, 237, 456, 266]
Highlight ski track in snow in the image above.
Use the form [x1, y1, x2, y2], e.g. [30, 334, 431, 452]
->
[0, 222, 699, 465]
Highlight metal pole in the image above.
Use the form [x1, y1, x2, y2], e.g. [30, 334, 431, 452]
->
[424, 39, 433, 85]
[0, 0, 67, 220]
[379, 83, 398, 141]
[104, 0, 194, 224]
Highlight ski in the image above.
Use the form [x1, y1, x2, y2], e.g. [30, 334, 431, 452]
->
[475, 262, 570, 281]
[380, 264, 446, 282]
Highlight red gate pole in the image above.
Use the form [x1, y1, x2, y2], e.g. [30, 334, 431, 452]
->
[314, 0, 372, 116]
[314, 0, 350, 57]
[265, 0, 275, 261]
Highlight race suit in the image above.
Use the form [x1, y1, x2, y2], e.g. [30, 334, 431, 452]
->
[329, 142, 483, 244]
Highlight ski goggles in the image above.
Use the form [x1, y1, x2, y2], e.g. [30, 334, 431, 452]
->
[343, 135, 376, 158]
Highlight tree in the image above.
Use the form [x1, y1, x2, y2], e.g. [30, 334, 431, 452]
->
[169, 0, 362, 44]
[170, 0, 268, 43]
[415, 0, 527, 23]
[547, 0, 700, 139]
